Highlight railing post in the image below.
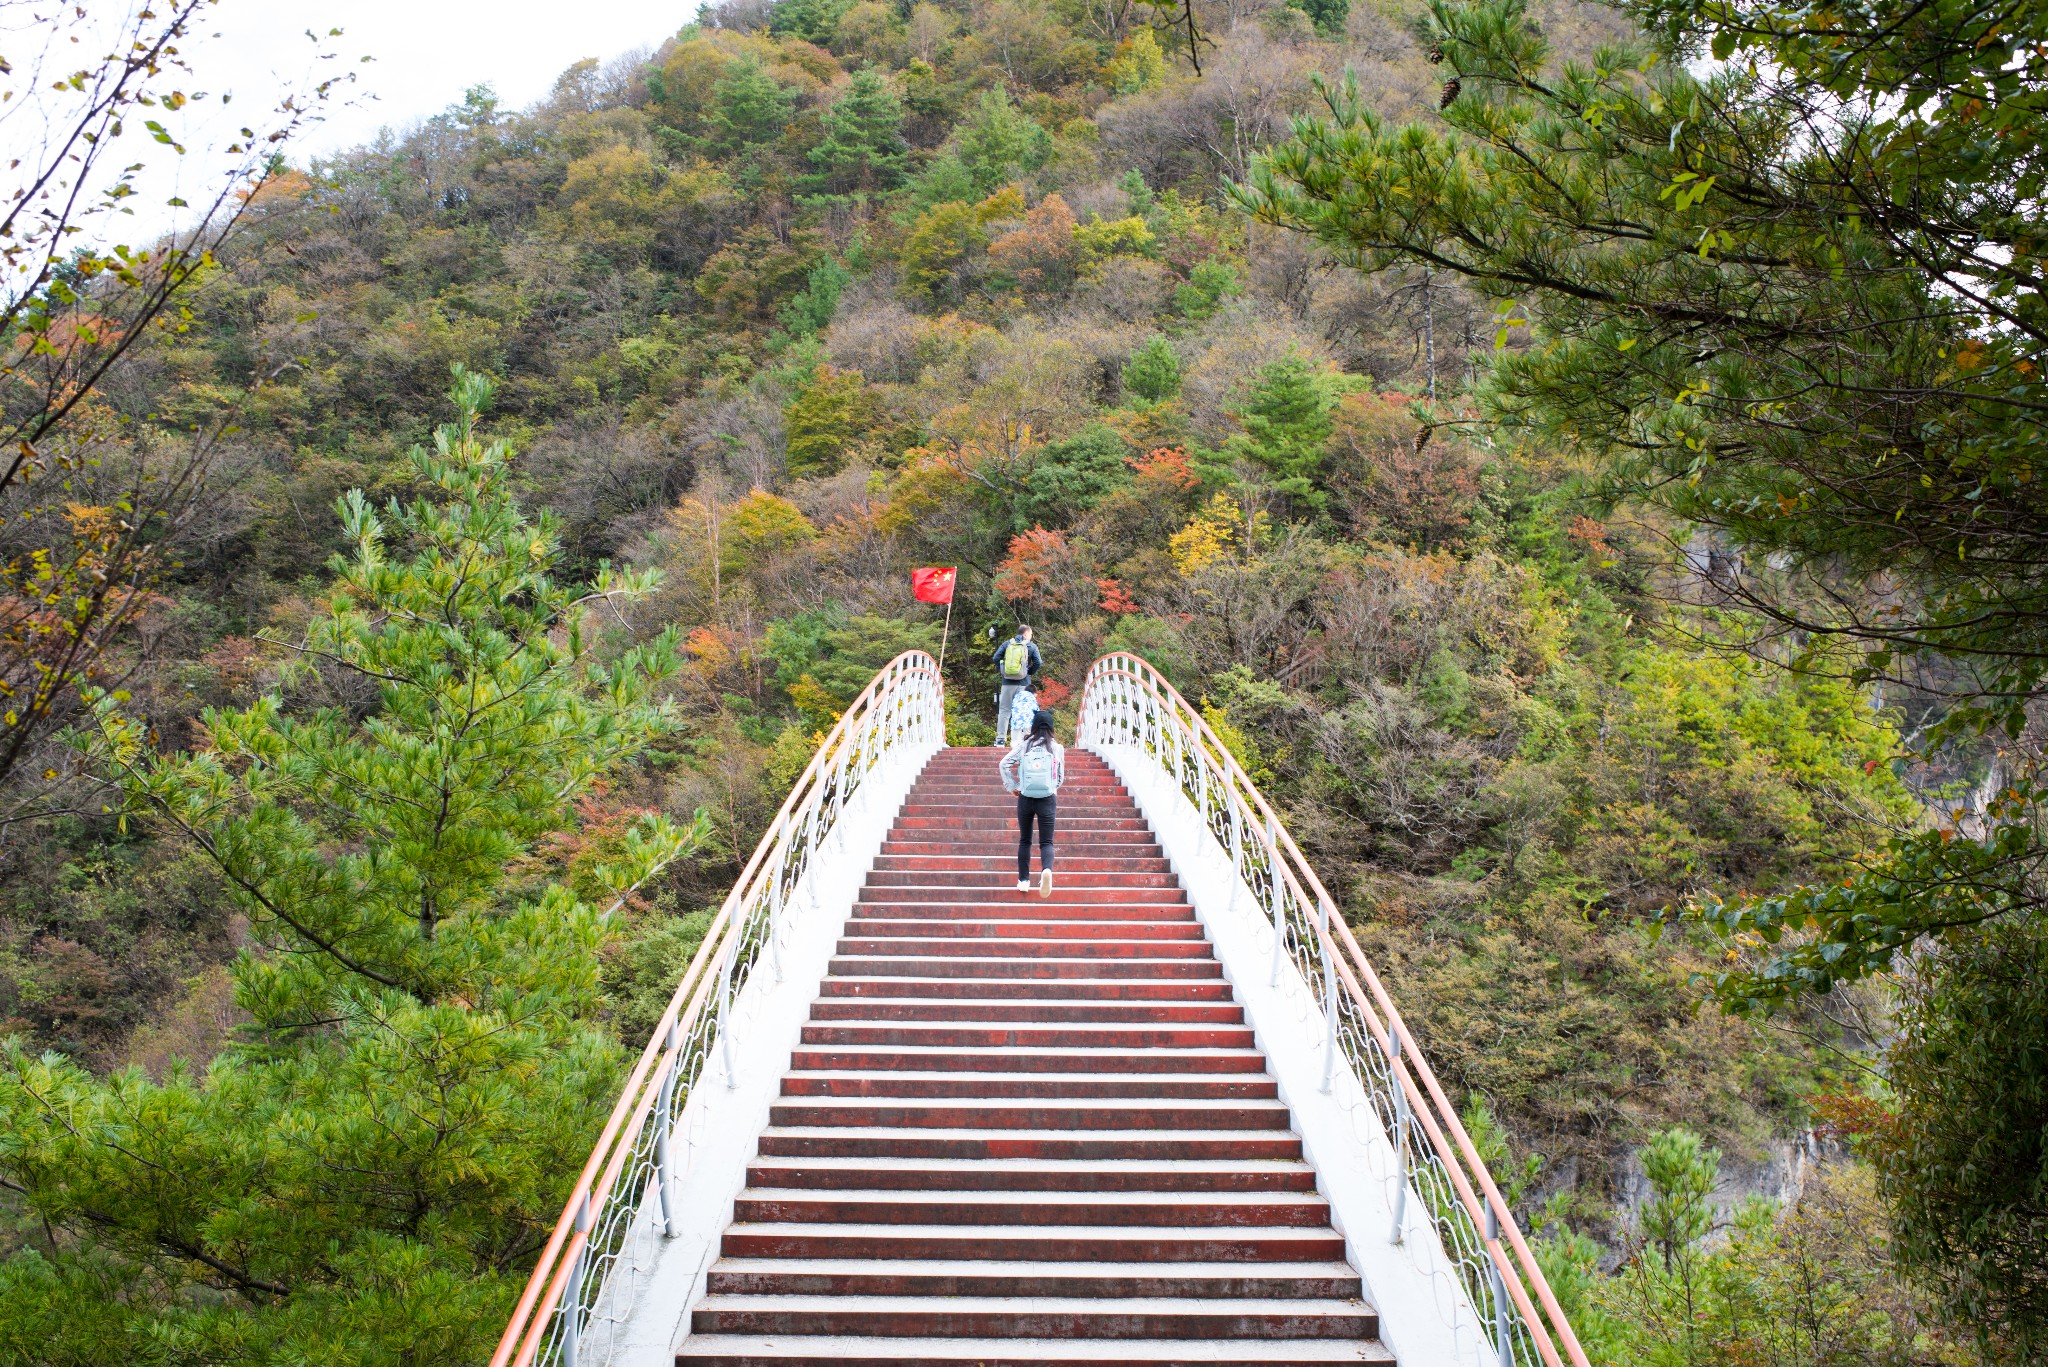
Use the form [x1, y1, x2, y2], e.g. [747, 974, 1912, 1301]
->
[717, 938, 737, 1089]
[562, 1194, 591, 1367]
[768, 858, 785, 983]
[1487, 1204, 1512, 1367]
[828, 749, 850, 852]
[1226, 789, 1243, 914]
[653, 1029, 680, 1238]
[1389, 1032, 1410, 1244]
[1318, 893, 1339, 1094]
[1266, 811, 1285, 988]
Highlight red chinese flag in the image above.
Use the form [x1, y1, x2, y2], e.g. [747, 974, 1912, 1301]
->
[911, 566, 957, 604]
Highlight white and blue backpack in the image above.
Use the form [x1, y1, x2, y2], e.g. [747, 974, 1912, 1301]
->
[1015, 743, 1060, 799]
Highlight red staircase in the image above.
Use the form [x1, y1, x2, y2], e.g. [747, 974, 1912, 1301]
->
[676, 746, 1393, 1366]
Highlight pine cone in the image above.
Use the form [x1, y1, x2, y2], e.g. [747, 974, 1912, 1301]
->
[1439, 77, 1461, 109]
[1427, 42, 1444, 64]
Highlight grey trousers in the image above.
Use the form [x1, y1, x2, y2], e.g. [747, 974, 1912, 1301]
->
[995, 682, 1026, 743]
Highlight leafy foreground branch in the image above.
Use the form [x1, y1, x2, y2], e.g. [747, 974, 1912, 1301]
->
[0, 369, 702, 1364]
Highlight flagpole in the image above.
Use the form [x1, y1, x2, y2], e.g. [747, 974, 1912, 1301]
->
[937, 583, 955, 678]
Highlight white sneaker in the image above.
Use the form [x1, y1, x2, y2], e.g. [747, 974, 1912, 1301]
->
[1039, 868, 1054, 898]
[1016, 880, 1031, 892]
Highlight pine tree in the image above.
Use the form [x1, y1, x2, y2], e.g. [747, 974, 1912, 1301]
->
[767, 0, 851, 44]
[709, 56, 795, 155]
[1286, 0, 1348, 37]
[954, 87, 1052, 194]
[1123, 335, 1182, 403]
[780, 256, 851, 338]
[1228, 353, 1335, 505]
[808, 69, 910, 194]
[0, 369, 701, 1363]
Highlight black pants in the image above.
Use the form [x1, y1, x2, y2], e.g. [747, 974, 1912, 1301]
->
[1016, 794, 1057, 880]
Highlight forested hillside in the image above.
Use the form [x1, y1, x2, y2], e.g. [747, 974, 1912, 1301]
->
[0, 0, 2034, 1360]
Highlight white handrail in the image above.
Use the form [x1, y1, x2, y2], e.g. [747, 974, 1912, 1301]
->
[490, 650, 945, 1367]
[1078, 651, 1591, 1367]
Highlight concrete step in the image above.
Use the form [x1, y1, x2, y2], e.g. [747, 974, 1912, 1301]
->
[841, 918, 1203, 941]
[851, 902, 1195, 918]
[789, 1048, 1266, 1076]
[882, 839, 1164, 853]
[896, 817, 1152, 831]
[704, 1257, 1361, 1299]
[689, 1292, 1377, 1339]
[835, 937, 1213, 959]
[730, 1188, 1332, 1228]
[819, 978, 1235, 1000]
[859, 887, 1189, 904]
[796, 1023, 1255, 1049]
[806, 1001, 1245, 1023]
[874, 856, 1175, 873]
[718, 1221, 1348, 1262]
[755, 1127, 1308, 1162]
[847, 902, 1195, 922]
[676, 1334, 1394, 1364]
[827, 957, 1225, 980]
[777, 1070, 1280, 1101]
[678, 1335, 1391, 1365]
[742, 1157, 1315, 1192]
[899, 800, 1142, 814]
[763, 1098, 1292, 1132]
[884, 836, 1163, 844]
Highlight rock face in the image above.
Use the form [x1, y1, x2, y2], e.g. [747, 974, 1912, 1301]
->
[1613, 1131, 1841, 1250]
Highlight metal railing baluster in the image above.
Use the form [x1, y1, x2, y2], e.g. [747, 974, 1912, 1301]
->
[1068, 653, 1590, 1367]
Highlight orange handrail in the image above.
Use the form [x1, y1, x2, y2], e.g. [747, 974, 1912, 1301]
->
[490, 650, 943, 1367]
[1078, 651, 1590, 1367]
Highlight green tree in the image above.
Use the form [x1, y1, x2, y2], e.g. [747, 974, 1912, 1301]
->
[780, 256, 851, 338]
[1239, 0, 2048, 732]
[1014, 425, 1134, 529]
[1286, 0, 1349, 36]
[808, 68, 910, 193]
[769, 0, 852, 44]
[900, 199, 991, 301]
[764, 610, 939, 726]
[953, 87, 1053, 194]
[1174, 258, 1241, 320]
[1227, 353, 1336, 505]
[708, 56, 796, 155]
[1641, 1128, 1719, 1272]
[1104, 29, 1169, 93]
[1878, 918, 2048, 1354]
[1124, 335, 1183, 403]
[0, 370, 699, 1362]
[785, 365, 881, 476]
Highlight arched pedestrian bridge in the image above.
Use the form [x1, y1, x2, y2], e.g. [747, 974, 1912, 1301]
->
[490, 651, 1590, 1367]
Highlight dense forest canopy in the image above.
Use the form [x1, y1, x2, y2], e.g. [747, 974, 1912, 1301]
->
[0, 0, 2037, 1360]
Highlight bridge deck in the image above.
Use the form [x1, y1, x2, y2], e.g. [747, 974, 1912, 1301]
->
[672, 747, 1395, 1367]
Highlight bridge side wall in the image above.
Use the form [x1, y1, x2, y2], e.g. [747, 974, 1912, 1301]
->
[1097, 743, 1494, 1367]
[600, 740, 944, 1367]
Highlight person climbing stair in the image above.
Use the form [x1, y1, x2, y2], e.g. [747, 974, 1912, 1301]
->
[991, 624, 1041, 747]
[999, 710, 1063, 896]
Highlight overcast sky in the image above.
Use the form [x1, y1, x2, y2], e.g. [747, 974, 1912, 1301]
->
[205, 0, 696, 156]
[54, 0, 699, 243]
